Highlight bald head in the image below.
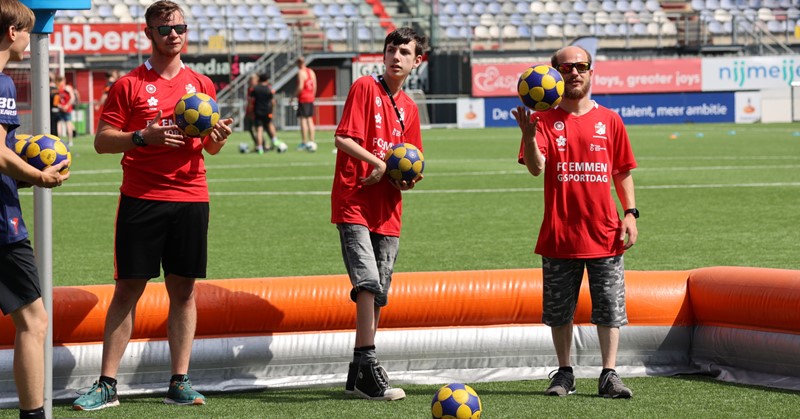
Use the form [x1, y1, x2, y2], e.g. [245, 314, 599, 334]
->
[550, 46, 592, 69]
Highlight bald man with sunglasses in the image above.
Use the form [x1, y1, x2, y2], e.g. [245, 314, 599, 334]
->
[72, 0, 233, 411]
[512, 46, 638, 399]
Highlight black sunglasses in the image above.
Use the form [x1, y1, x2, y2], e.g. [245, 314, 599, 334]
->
[149, 24, 187, 36]
[556, 62, 592, 74]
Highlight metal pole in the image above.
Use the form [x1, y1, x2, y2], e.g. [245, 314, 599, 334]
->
[30, 33, 54, 416]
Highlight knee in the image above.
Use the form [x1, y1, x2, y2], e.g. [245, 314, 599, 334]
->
[165, 279, 196, 304]
[14, 303, 48, 338]
[111, 281, 147, 307]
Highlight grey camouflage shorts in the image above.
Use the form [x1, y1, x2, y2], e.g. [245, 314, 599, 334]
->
[541, 255, 628, 328]
[337, 223, 399, 307]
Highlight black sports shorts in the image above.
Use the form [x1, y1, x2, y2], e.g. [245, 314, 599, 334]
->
[115, 194, 209, 280]
[0, 239, 41, 315]
[296, 102, 314, 118]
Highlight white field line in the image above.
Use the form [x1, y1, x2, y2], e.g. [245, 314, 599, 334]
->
[24, 182, 800, 197]
[68, 155, 800, 176]
[57, 164, 800, 188]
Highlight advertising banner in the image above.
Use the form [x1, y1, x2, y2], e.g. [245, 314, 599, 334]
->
[702, 55, 800, 91]
[352, 54, 429, 92]
[456, 98, 485, 128]
[591, 59, 702, 93]
[472, 62, 540, 98]
[593, 92, 735, 124]
[50, 23, 152, 54]
[484, 97, 525, 128]
[471, 58, 703, 97]
[734, 91, 761, 123]
[182, 54, 261, 92]
[486, 92, 735, 127]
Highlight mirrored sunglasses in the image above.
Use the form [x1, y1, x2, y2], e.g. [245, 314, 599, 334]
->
[150, 24, 187, 36]
[556, 62, 592, 74]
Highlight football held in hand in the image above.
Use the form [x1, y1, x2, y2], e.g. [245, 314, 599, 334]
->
[174, 92, 220, 137]
[385, 143, 424, 183]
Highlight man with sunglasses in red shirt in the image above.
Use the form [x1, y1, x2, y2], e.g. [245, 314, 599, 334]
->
[512, 45, 638, 399]
[72, 0, 233, 411]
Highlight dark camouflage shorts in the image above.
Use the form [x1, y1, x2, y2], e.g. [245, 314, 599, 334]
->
[541, 256, 628, 327]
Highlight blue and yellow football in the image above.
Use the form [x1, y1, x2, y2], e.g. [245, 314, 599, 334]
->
[174, 92, 220, 137]
[25, 134, 71, 174]
[517, 65, 564, 111]
[385, 143, 424, 183]
[431, 383, 482, 419]
[14, 133, 32, 161]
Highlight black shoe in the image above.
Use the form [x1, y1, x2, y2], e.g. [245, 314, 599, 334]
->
[545, 369, 576, 396]
[598, 371, 632, 398]
[344, 361, 357, 396]
[354, 360, 406, 401]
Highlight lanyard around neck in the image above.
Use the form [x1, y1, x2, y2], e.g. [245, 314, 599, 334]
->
[378, 75, 405, 133]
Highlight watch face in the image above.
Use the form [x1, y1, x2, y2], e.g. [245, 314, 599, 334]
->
[133, 131, 145, 146]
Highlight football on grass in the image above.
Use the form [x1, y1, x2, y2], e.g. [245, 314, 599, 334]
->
[431, 383, 482, 419]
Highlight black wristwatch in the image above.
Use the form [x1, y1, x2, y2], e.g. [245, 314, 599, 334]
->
[132, 130, 147, 147]
[624, 208, 640, 219]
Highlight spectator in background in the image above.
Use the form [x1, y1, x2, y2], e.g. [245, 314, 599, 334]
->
[95, 69, 119, 113]
[295, 56, 316, 151]
[48, 72, 60, 137]
[244, 72, 258, 150]
[55, 74, 75, 147]
[250, 73, 278, 154]
[512, 45, 638, 399]
[0, 2, 71, 419]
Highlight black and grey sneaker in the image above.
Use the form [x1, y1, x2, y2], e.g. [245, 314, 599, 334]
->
[545, 369, 576, 396]
[344, 361, 357, 396]
[354, 360, 406, 401]
[598, 371, 632, 398]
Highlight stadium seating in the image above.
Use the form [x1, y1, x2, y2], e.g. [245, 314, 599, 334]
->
[50, 0, 800, 50]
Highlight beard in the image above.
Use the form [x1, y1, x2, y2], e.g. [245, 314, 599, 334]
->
[152, 38, 183, 58]
[563, 78, 592, 100]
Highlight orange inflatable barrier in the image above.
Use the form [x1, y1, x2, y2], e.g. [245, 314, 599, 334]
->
[1, 267, 798, 396]
[0, 269, 692, 348]
[688, 267, 800, 335]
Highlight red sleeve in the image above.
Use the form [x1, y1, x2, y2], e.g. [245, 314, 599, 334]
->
[100, 74, 133, 130]
[335, 78, 370, 144]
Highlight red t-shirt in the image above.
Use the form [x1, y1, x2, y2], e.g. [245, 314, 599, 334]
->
[331, 74, 423, 236]
[518, 102, 637, 258]
[59, 86, 73, 113]
[298, 68, 315, 104]
[101, 61, 216, 202]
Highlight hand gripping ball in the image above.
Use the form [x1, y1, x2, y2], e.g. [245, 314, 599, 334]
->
[517, 65, 564, 111]
[431, 383, 482, 419]
[174, 92, 221, 137]
[385, 142, 424, 183]
[25, 134, 71, 174]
